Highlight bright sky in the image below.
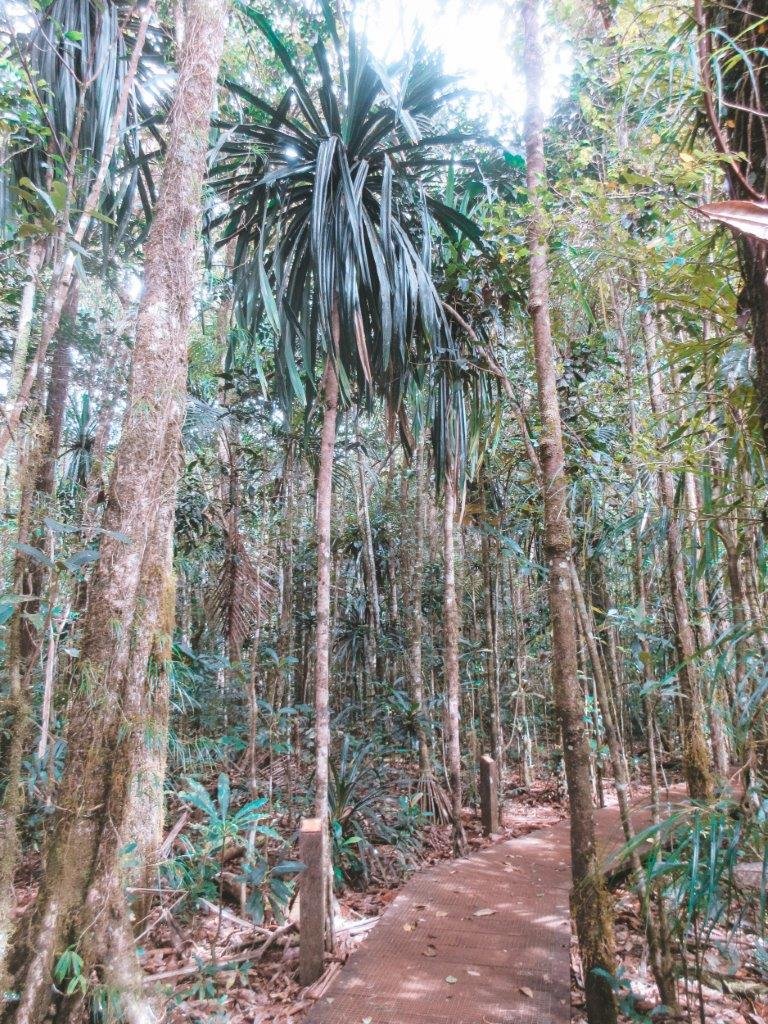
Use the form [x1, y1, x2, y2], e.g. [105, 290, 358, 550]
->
[354, 0, 571, 144]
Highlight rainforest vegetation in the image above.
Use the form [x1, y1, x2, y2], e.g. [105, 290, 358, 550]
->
[1, 1, 767, 1022]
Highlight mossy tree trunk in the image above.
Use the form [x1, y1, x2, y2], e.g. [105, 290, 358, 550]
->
[1, 3, 228, 1019]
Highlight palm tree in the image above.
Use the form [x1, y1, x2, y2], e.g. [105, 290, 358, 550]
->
[215, 9, 479, 843]
[0, 0, 165, 469]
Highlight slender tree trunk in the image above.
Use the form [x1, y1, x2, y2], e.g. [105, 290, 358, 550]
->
[312, 356, 339, 955]
[482, 531, 503, 777]
[636, 270, 713, 801]
[0, 240, 46, 510]
[682, 471, 730, 778]
[36, 282, 78, 498]
[0, 1, 156, 462]
[406, 440, 431, 774]
[1, 4, 228, 1018]
[275, 442, 295, 711]
[355, 422, 383, 683]
[443, 461, 467, 854]
[313, 357, 339, 820]
[522, 4, 616, 1019]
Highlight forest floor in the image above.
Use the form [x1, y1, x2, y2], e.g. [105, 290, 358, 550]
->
[9, 775, 767, 1023]
[144, 780, 567, 1024]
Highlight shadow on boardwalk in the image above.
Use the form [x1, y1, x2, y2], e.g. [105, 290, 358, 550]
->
[304, 788, 684, 1024]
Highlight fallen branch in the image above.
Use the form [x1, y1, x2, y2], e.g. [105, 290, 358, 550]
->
[145, 922, 297, 984]
[334, 915, 379, 936]
[159, 812, 190, 858]
[197, 897, 272, 935]
[302, 960, 342, 1000]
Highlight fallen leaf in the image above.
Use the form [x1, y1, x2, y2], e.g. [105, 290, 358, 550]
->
[473, 908, 496, 917]
[403, 923, 416, 932]
[519, 986, 534, 998]
[435, 910, 448, 917]
[422, 945, 437, 958]
[445, 975, 458, 984]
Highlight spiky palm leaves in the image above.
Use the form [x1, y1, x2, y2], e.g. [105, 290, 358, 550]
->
[215, 6, 479, 418]
[9, 0, 165, 249]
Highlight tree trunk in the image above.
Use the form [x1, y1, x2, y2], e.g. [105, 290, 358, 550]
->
[2, 3, 227, 1018]
[0, 1, 155, 462]
[682, 471, 730, 779]
[406, 440, 431, 774]
[355, 422, 383, 684]
[636, 270, 713, 801]
[695, 0, 768, 446]
[312, 356, 339, 955]
[275, 441, 295, 711]
[0, 239, 46, 510]
[522, 3, 617, 1020]
[36, 282, 78, 498]
[482, 531, 503, 778]
[313, 357, 339, 823]
[443, 462, 467, 854]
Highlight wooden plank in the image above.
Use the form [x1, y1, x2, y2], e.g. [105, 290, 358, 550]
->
[304, 790, 687, 1024]
[479, 755, 499, 836]
[299, 817, 326, 987]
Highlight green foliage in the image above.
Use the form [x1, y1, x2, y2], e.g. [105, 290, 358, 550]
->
[165, 774, 301, 926]
[621, 793, 768, 1007]
[215, 4, 480, 426]
[53, 947, 87, 996]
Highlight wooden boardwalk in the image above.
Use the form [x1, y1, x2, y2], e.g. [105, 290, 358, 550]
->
[305, 790, 682, 1024]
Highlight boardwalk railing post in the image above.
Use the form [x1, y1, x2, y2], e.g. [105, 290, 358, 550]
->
[479, 755, 499, 836]
[299, 817, 326, 986]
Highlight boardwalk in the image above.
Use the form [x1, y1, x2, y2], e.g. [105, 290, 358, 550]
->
[305, 791, 682, 1024]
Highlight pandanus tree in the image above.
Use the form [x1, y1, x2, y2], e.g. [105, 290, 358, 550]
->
[0, 0, 165, 473]
[215, 7, 480, 842]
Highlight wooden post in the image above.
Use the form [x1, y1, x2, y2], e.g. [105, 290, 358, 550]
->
[299, 817, 326, 986]
[479, 755, 499, 836]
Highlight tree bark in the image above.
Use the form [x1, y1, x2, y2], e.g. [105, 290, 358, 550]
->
[406, 439, 431, 774]
[442, 461, 467, 853]
[636, 269, 713, 801]
[0, 239, 46, 510]
[2, 2, 228, 1018]
[482, 530, 503, 775]
[355, 421, 383, 684]
[313, 358, 339, 825]
[695, 0, 768, 446]
[36, 282, 78, 498]
[274, 441, 296, 711]
[522, 3, 617, 1020]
